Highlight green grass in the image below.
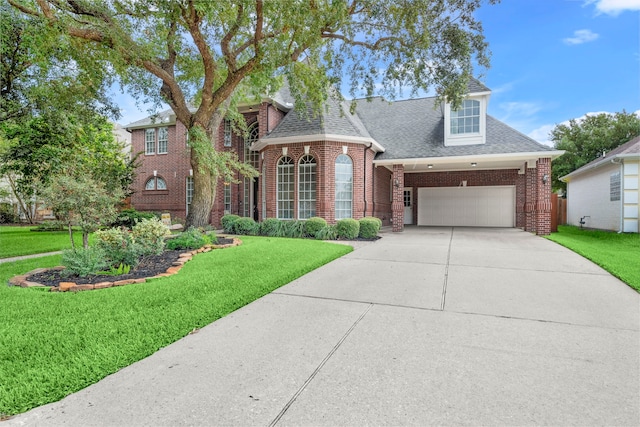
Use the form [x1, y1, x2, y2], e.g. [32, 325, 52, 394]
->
[0, 226, 89, 258]
[0, 236, 352, 417]
[546, 225, 640, 292]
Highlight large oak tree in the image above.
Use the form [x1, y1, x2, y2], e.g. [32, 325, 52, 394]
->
[9, 0, 498, 227]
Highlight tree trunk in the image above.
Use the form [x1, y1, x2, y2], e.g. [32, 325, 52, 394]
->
[68, 223, 75, 250]
[186, 153, 218, 228]
[82, 232, 89, 249]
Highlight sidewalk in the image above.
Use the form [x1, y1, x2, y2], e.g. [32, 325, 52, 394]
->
[0, 251, 61, 264]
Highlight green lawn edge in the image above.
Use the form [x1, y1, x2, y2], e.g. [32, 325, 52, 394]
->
[0, 236, 352, 416]
[545, 225, 640, 292]
[0, 226, 90, 258]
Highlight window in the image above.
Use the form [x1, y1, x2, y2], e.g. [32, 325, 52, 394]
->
[158, 127, 168, 153]
[243, 123, 260, 217]
[610, 172, 621, 201]
[145, 129, 155, 154]
[223, 119, 232, 147]
[298, 155, 316, 219]
[335, 154, 353, 219]
[186, 177, 194, 215]
[277, 156, 294, 219]
[145, 177, 166, 190]
[224, 183, 231, 214]
[450, 99, 480, 134]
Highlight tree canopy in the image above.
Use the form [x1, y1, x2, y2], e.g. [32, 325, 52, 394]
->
[8, 0, 499, 226]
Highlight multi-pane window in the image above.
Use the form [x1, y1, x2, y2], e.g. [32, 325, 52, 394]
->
[277, 156, 294, 219]
[610, 172, 621, 201]
[186, 177, 194, 215]
[158, 127, 168, 153]
[223, 119, 232, 147]
[224, 183, 231, 214]
[145, 177, 166, 190]
[298, 155, 316, 219]
[335, 154, 353, 219]
[243, 123, 260, 217]
[450, 99, 480, 134]
[145, 129, 155, 154]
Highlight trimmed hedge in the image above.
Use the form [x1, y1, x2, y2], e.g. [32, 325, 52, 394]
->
[260, 218, 285, 237]
[234, 217, 259, 235]
[335, 218, 360, 240]
[221, 214, 240, 233]
[304, 217, 327, 238]
[359, 217, 381, 239]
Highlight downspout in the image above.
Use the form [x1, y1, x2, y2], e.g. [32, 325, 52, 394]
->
[363, 143, 373, 217]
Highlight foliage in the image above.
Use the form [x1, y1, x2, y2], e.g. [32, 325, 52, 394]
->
[130, 218, 170, 256]
[259, 217, 286, 237]
[111, 209, 158, 229]
[551, 111, 640, 192]
[40, 174, 124, 249]
[283, 220, 306, 238]
[234, 217, 259, 236]
[305, 217, 327, 238]
[94, 227, 141, 268]
[221, 214, 241, 233]
[0, 203, 17, 224]
[359, 217, 381, 239]
[7, 0, 498, 227]
[96, 263, 131, 276]
[545, 225, 640, 292]
[315, 225, 338, 241]
[335, 218, 360, 240]
[0, 238, 352, 416]
[166, 227, 211, 250]
[61, 247, 108, 277]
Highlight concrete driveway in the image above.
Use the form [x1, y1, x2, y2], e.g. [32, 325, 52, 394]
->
[7, 227, 639, 426]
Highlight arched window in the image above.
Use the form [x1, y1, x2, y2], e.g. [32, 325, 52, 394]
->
[243, 122, 260, 217]
[335, 154, 353, 219]
[145, 176, 167, 190]
[277, 156, 294, 219]
[450, 99, 480, 134]
[298, 155, 316, 219]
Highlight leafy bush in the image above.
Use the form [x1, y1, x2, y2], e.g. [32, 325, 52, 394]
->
[221, 214, 240, 233]
[30, 221, 64, 231]
[304, 217, 327, 238]
[61, 247, 109, 277]
[0, 203, 18, 224]
[166, 227, 211, 250]
[234, 217, 259, 235]
[283, 220, 306, 238]
[94, 227, 141, 267]
[111, 209, 157, 228]
[335, 218, 360, 240]
[359, 217, 381, 239]
[131, 217, 169, 255]
[315, 225, 337, 240]
[260, 218, 285, 237]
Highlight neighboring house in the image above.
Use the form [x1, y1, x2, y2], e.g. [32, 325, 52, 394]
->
[125, 79, 563, 235]
[560, 135, 640, 233]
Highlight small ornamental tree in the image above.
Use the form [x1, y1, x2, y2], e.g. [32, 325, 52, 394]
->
[41, 174, 124, 249]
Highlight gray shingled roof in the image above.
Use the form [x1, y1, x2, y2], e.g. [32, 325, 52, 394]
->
[125, 108, 178, 129]
[564, 135, 640, 178]
[351, 96, 554, 160]
[467, 77, 491, 94]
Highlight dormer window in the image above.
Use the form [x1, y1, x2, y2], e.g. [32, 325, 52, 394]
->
[451, 100, 480, 134]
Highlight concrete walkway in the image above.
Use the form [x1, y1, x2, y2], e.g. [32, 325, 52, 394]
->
[6, 227, 639, 426]
[0, 251, 61, 264]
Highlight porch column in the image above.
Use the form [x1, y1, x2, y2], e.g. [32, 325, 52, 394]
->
[536, 158, 552, 235]
[524, 161, 537, 233]
[391, 164, 405, 232]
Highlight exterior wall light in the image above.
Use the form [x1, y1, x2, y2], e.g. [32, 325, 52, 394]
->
[542, 174, 549, 184]
[471, 162, 477, 167]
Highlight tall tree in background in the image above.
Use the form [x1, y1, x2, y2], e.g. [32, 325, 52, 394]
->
[9, 0, 499, 227]
[551, 111, 640, 192]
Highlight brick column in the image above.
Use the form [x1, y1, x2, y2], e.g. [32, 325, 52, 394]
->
[536, 158, 552, 235]
[391, 165, 405, 232]
[525, 162, 537, 234]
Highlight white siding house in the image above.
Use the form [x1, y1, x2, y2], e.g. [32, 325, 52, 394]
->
[561, 136, 640, 232]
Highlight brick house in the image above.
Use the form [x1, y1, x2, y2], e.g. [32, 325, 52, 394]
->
[125, 79, 563, 235]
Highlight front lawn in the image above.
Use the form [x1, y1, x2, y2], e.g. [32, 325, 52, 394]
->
[546, 225, 640, 292]
[0, 226, 89, 258]
[0, 236, 352, 417]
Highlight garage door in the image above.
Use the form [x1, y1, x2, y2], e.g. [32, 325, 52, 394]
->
[417, 186, 515, 227]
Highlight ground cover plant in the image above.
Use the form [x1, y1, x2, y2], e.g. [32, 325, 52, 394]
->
[0, 237, 352, 417]
[0, 226, 88, 259]
[546, 225, 640, 292]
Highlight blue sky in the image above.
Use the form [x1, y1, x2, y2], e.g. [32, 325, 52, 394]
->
[115, 0, 640, 146]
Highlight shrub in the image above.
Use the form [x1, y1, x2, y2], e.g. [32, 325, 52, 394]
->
[166, 227, 211, 250]
[30, 221, 64, 231]
[111, 209, 157, 228]
[335, 218, 360, 240]
[131, 217, 170, 255]
[359, 217, 381, 239]
[0, 203, 18, 224]
[221, 214, 240, 233]
[304, 217, 327, 238]
[234, 217, 259, 235]
[283, 220, 306, 238]
[61, 247, 109, 277]
[94, 227, 141, 267]
[315, 224, 337, 240]
[260, 218, 285, 237]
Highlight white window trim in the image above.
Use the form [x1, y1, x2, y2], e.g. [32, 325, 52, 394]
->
[444, 95, 487, 146]
[158, 127, 168, 154]
[145, 128, 156, 155]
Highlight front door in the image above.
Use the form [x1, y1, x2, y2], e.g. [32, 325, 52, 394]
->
[403, 188, 413, 224]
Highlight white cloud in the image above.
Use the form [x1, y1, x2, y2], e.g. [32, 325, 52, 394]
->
[563, 29, 600, 45]
[528, 124, 556, 147]
[586, 0, 640, 16]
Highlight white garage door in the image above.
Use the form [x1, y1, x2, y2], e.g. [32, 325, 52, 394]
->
[417, 186, 515, 227]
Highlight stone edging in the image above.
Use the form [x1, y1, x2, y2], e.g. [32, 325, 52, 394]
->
[7, 238, 242, 292]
